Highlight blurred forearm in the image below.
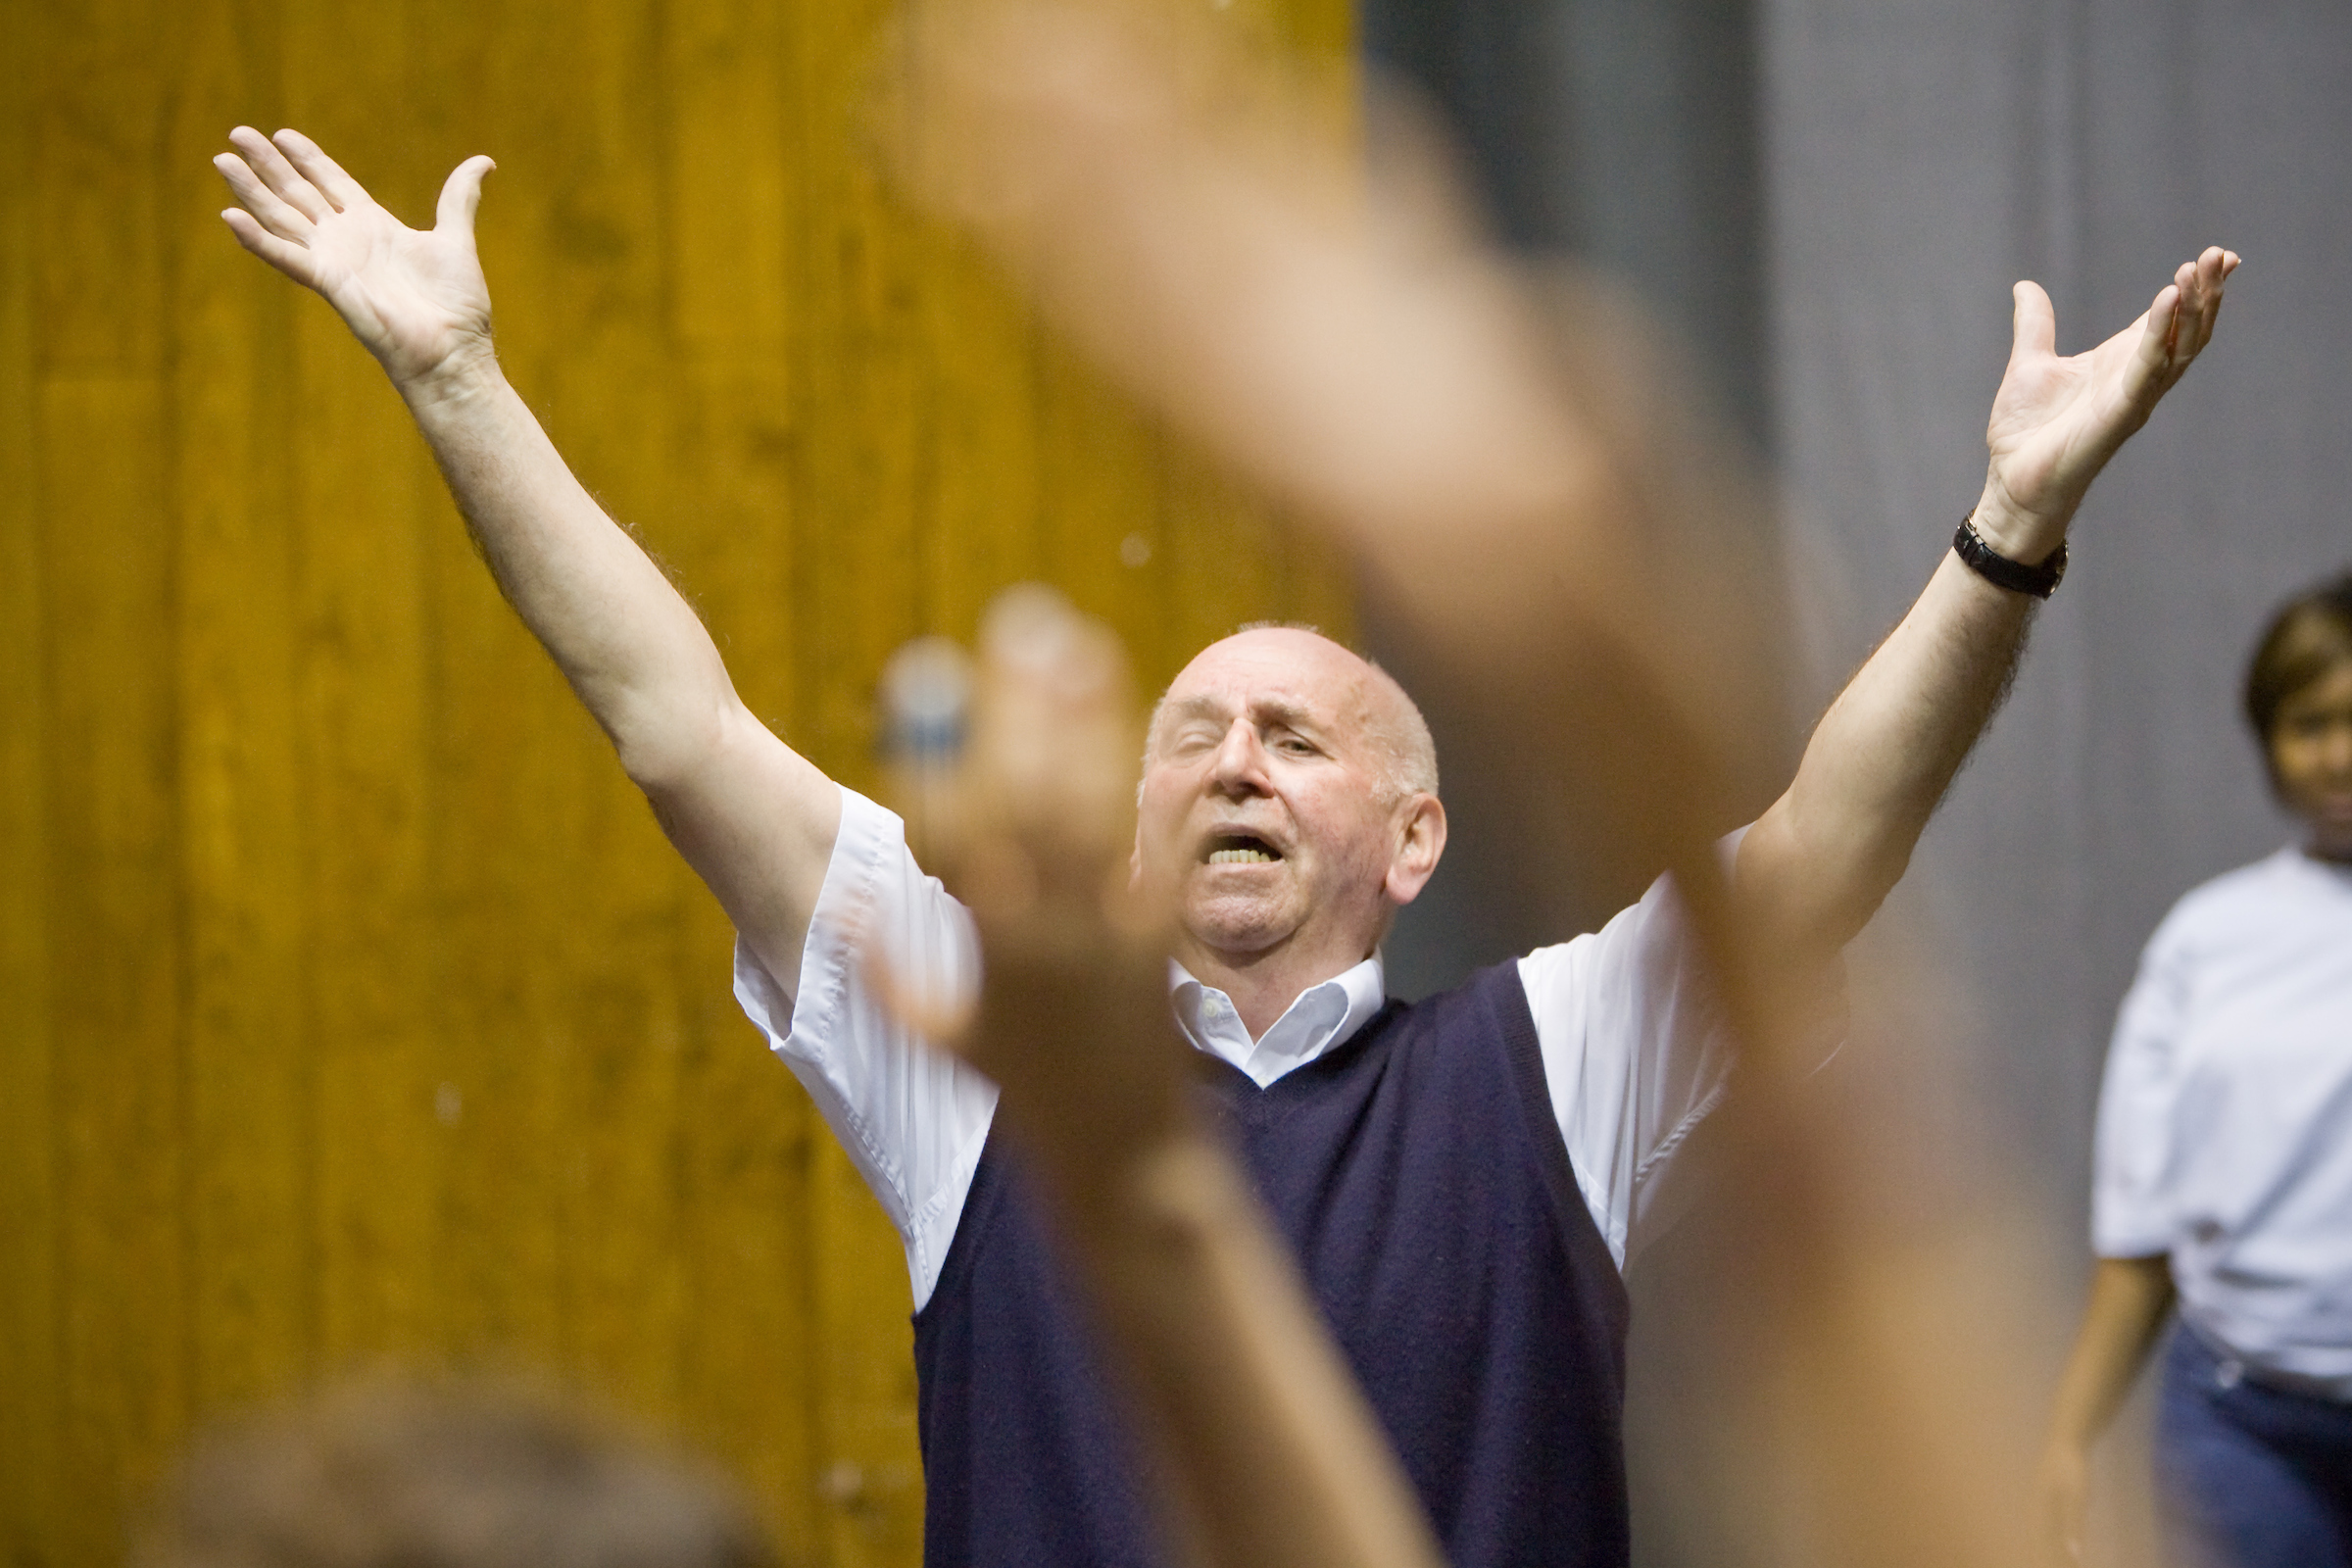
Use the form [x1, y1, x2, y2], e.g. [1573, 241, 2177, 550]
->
[2045, 1254, 2174, 1454]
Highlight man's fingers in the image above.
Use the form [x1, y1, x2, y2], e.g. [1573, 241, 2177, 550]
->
[2177, 256, 2212, 352]
[2181, 246, 2234, 358]
[435, 155, 497, 240]
[2122, 244, 2240, 407]
[2009, 279, 2057, 368]
[2161, 247, 2232, 366]
[271, 127, 368, 214]
[2125, 283, 2180, 400]
[220, 208, 318, 281]
[213, 152, 316, 245]
[228, 124, 328, 222]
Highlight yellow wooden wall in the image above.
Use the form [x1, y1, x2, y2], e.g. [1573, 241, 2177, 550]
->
[0, 0, 1353, 1563]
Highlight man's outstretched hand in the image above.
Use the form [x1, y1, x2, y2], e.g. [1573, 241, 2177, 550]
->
[1975, 246, 2238, 562]
[215, 127, 497, 395]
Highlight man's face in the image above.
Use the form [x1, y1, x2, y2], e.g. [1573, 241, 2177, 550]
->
[1135, 629, 1435, 975]
[2272, 661, 2352, 858]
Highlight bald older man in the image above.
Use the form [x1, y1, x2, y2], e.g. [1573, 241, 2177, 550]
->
[216, 124, 2234, 1568]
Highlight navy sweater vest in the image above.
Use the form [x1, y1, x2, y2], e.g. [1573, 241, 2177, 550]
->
[911, 960, 1632, 1568]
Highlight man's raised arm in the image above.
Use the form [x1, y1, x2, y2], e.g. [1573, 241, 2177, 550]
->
[216, 127, 840, 983]
[1734, 249, 2237, 967]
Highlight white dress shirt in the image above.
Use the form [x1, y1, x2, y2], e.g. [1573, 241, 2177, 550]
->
[2093, 846, 2352, 1396]
[735, 787, 1739, 1310]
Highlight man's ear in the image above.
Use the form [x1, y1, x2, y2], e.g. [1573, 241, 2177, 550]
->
[1383, 794, 1446, 906]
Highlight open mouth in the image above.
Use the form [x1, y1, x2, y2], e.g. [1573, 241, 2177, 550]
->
[1203, 832, 1283, 865]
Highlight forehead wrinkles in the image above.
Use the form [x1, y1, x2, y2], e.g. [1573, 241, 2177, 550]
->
[1156, 690, 1331, 734]
[1146, 664, 1373, 762]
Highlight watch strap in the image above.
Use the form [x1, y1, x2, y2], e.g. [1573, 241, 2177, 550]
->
[1953, 514, 2066, 600]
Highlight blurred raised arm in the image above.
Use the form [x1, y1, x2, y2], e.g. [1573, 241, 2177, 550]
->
[886, 0, 1785, 964]
[878, 6, 2235, 1564]
[215, 126, 840, 983]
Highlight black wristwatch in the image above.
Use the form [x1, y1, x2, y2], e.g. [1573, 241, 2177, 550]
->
[1952, 513, 2067, 600]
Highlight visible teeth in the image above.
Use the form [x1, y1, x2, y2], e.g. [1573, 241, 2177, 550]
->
[1208, 847, 1277, 864]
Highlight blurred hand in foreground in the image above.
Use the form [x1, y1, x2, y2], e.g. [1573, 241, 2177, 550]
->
[883, 0, 1783, 1018]
[875, 586, 1180, 1186]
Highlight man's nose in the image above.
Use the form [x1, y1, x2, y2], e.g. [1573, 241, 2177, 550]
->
[1207, 719, 1270, 793]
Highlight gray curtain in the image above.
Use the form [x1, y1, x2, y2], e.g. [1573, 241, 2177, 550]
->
[1765, 0, 2352, 1219]
[1364, 0, 2352, 1562]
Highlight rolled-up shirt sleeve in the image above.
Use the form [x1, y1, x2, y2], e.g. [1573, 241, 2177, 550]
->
[1520, 861, 1739, 1270]
[1519, 829, 1847, 1269]
[2091, 919, 2189, 1259]
[732, 785, 999, 1310]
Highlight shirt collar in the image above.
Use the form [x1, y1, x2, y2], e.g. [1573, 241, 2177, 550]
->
[1167, 955, 1389, 1089]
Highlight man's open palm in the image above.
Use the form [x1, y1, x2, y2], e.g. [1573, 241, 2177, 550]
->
[1983, 246, 2237, 534]
[215, 126, 496, 389]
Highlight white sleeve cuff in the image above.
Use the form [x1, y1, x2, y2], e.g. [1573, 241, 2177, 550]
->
[730, 785, 998, 1309]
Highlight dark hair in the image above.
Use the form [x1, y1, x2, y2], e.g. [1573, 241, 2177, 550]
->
[139, 1378, 780, 1568]
[2245, 571, 2352, 747]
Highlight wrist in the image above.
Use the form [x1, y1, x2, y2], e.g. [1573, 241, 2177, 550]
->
[394, 340, 507, 416]
[1954, 510, 2068, 600]
[1968, 478, 2069, 565]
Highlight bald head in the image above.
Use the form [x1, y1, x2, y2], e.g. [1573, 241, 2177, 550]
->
[1147, 626, 1438, 804]
[1137, 624, 1450, 1007]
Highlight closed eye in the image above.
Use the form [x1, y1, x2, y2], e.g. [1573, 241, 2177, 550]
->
[1267, 730, 1321, 757]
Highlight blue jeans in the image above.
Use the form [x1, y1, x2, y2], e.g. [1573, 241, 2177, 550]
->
[2155, 1325, 2352, 1568]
